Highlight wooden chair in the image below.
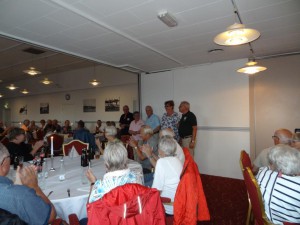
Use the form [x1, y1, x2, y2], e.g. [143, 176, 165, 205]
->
[46, 133, 64, 156]
[62, 140, 89, 156]
[239, 150, 253, 225]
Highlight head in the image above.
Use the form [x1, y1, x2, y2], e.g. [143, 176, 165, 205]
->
[159, 128, 175, 139]
[158, 136, 177, 158]
[164, 100, 174, 113]
[8, 127, 26, 143]
[145, 105, 153, 117]
[110, 121, 116, 127]
[106, 121, 112, 126]
[30, 120, 36, 126]
[104, 126, 117, 139]
[133, 111, 140, 122]
[78, 120, 85, 129]
[291, 133, 300, 150]
[64, 120, 70, 126]
[140, 125, 153, 141]
[40, 119, 46, 126]
[123, 105, 129, 114]
[272, 129, 293, 145]
[0, 143, 10, 176]
[103, 142, 128, 172]
[97, 120, 102, 126]
[23, 119, 30, 126]
[52, 119, 58, 126]
[268, 144, 300, 176]
[46, 119, 52, 125]
[179, 101, 190, 114]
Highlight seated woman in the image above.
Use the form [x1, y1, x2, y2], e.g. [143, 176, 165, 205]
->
[95, 126, 120, 154]
[152, 136, 183, 215]
[7, 127, 44, 162]
[86, 141, 140, 203]
[256, 144, 300, 225]
[62, 120, 72, 135]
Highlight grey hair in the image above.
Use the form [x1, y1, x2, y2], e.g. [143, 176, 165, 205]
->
[105, 126, 117, 137]
[141, 125, 153, 135]
[268, 144, 300, 176]
[275, 129, 292, 144]
[103, 142, 128, 172]
[0, 143, 9, 162]
[180, 101, 190, 110]
[8, 127, 25, 141]
[159, 136, 177, 157]
[160, 128, 175, 138]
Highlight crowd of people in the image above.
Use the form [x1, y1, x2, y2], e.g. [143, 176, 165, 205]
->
[0, 100, 199, 224]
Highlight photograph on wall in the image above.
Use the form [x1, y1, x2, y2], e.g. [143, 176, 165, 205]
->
[105, 97, 120, 112]
[40, 103, 49, 114]
[83, 99, 96, 112]
[19, 105, 27, 115]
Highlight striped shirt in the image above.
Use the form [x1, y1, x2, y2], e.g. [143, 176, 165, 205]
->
[256, 167, 300, 225]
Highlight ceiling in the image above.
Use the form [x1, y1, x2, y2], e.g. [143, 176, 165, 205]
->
[0, 0, 300, 98]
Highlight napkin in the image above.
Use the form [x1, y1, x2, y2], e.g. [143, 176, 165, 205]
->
[69, 146, 79, 158]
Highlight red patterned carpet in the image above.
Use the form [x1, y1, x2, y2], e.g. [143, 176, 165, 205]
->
[198, 174, 248, 225]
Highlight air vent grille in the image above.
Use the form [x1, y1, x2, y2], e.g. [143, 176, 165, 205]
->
[23, 47, 46, 55]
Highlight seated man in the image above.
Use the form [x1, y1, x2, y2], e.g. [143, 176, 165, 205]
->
[7, 127, 44, 162]
[256, 144, 300, 225]
[253, 128, 292, 174]
[0, 143, 56, 225]
[73, 120, 96, 149]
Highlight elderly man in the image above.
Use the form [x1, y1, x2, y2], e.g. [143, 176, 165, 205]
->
[253, 128, 292, 174]
[119, 105, 134, 136]
[145, 105, 161, 136]
[178, 101, 197, 158]
[256, 145, 300, 224]
[0, 143, 56, 225]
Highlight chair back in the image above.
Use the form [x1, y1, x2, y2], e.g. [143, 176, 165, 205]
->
[63, 140, 89, 156]
[46, 134, 64, 156]
[243, 167, 272, 225]
[0, 136, 9, 148]
[240, 150, 252, 171]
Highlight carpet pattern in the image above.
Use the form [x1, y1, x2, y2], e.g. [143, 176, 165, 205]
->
[197, 174, 248, 225]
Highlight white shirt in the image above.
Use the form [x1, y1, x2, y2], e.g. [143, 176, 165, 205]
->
[152, 157, 183, 215]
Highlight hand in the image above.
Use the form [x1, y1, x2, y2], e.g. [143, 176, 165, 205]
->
[189, 141, 195, 149]
[86, 169, 96, 183]
[128, 137, 138, 148]
[14, 166, 23, 185]
[34, 140, 44, 148]
[141, 144, 153, 158]
[19, 165, 38, 190]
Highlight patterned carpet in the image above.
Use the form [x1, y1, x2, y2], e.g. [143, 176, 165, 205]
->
[198, 174, 248, 225]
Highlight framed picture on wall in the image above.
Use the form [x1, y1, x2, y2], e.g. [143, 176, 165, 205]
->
[40, 103, 49, 114]
[83, 99, 96, 112]
[19, 105, 27, 115]
[105, 97, 120, 112]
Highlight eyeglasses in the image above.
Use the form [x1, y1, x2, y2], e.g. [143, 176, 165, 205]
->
[272, 135, 279, 139]
[0, 155, 10, 166]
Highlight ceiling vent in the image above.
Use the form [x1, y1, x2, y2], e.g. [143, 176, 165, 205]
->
[23, 47, 46, 55]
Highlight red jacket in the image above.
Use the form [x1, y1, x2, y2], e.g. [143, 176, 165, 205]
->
[173, 148, 210, 225]
[87, 184, 166, 225]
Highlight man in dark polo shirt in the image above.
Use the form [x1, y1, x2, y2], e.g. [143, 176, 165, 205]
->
[119, 105, 134, 136]
[178, 101, 197, 158]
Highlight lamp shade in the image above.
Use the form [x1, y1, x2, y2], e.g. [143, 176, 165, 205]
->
[214, 23, 260, 46]
[237, 61, 267, 75]
[89, 79, 100, 86]
[23, 67, 41, 76]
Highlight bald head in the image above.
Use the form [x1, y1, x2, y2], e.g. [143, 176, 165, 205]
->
[273, 129, 293, 145]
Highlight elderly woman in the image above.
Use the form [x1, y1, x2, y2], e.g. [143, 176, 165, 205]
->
[161, 100, 180, 141]
[152, 136, 183, 215]
[86, 141, 139, 203]
[256, 144, 300, 225]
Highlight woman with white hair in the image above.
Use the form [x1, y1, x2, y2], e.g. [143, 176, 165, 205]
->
[95, 126, 120, 154]
[86, 141, 139, 203]
[152, 136, 183, 215]
[256, 144, 300, 225]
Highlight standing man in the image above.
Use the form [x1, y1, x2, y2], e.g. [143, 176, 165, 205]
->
[119, 105, 134, 136]
[145, 105, 161, 139]
[178, 101, 197, 158]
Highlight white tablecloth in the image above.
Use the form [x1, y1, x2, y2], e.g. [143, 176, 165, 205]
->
[41, 156, 143, 222]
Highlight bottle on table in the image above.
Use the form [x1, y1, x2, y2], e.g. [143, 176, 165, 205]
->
[59, 158, 66, 181]
[13, 155, 19, 170]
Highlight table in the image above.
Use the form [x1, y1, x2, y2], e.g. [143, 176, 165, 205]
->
[40, 156, 143, 222]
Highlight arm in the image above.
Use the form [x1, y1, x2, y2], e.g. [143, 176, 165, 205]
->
[153, 125, 161, 134]
[95, 138, 104, 154]
[86, 169, 97, 203]
[141, 144, 158, 167]
[189, 125, 197, 149]
[30, 140, 44, 156]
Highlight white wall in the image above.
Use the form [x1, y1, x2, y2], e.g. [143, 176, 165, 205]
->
[141, 59, 250, 179]
[1, 83, 138, 131]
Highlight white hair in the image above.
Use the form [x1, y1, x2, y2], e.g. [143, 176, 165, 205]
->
[105, 126, 117, 137]
[268, 144, 300, 176]
[141, 125, 153, 135]
[160, 128, 175, 138]
[159, 136, 177, 157]
[0, 143, 9, 162]
[103, 142, 128, 172]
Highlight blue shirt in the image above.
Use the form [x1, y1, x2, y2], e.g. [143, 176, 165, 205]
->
[145, 114, 160, 130]
[0, 176, 51, 225]
[73, 128, 96, 149]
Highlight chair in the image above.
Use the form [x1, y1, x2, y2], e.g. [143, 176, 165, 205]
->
[86, 183, 166, 225]
[62, 140, 89, 156]
[243, 167, 274, 225]
[46, 133, 64, 156]
[239, 150, 253, 225]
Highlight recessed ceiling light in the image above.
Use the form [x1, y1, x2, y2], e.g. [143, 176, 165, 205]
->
[0, 94, 3, 98]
